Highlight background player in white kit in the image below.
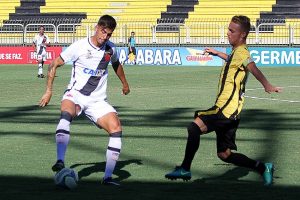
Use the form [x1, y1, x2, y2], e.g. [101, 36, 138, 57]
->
[39, 15, 130, 185]
[33, 25, 50, 78]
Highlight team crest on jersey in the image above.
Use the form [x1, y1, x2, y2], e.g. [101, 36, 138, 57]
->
[42, 36, 47, 43]
[86, 50, 92, 59]
[104, 52, 111, 62]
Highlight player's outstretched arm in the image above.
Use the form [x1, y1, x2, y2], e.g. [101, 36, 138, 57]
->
[39, 56, 65, 107]
[205, 47, 228, 60]
[247, 62, 282, 94]
[112, 63, 130, 95]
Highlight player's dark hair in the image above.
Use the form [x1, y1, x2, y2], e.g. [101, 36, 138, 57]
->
[97, 15, 117, 30]
[39, 25, 45, 30]
[231, 15, 251, 39]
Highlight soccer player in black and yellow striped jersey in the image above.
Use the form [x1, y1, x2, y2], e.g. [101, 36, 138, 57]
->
[165, 15, 282, 186]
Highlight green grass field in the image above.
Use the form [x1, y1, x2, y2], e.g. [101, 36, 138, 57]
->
[0, 64, 300, 200]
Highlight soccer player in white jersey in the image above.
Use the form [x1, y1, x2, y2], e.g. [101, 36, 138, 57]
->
[39, 15, 130, 186]
[33, 25, 50, 78]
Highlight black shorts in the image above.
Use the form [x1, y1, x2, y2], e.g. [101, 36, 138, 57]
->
[194, 106, 240, 153]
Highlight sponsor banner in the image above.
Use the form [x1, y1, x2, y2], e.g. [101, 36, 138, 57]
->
[0, 47, 62, 64]
[117, 47, 225, 66]
[62, 46, 225, 66]
[226, 47, 300, 67]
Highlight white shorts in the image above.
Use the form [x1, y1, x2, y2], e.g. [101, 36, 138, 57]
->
[62, 89, 117, 124]
[37, 52, 47, 61]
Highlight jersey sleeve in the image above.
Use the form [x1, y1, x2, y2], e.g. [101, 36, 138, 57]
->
[110, 46, 120, 65]
[242, 57, 254, 68]
[231, 47, 252, 70]
[60, 41, 80, 63]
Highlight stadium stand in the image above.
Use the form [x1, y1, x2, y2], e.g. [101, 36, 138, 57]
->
[159, 0, 199, 23]
[39, 0, 170, 21]
[5, 0, 86, 25]
[155, 0, 273, 43]
[0, 0, 299, 45]
[39, 0, 171, 44]
[0, 0, 20, 24]
[260, 0, 300, 20]
[0, 0, 171, 45]
[186, 0, 276, 23]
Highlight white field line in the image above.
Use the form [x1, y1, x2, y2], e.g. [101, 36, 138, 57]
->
[245, 86, 300, 103]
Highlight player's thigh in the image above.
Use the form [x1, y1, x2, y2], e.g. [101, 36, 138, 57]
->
[97, 112, 121, 134]
[215, 119, 239, 153]
[194, 107, 220, 133]
[42, 52, 47, 61]
[61, 90, 84, 116]
[37, 54, 43, 63]
[60, 99, 79, 117]
[193, 117, 208, 133]
[132, 47, 136, 55]
[85, 101, 120, 133]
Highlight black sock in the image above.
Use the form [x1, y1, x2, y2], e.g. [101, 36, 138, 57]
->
[181, 122, 201, 171]
[224, 153, 266, 174]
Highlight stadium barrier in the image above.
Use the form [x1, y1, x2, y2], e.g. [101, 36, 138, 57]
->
[0, 19, 300, 46]
[0, 46, 62, 64]
[1, 45, 300, 67]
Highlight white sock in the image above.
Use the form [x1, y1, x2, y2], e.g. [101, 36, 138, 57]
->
[55, 119, 70, 162]
[38, 63, 43, 75]
[104, 134, 122, 179]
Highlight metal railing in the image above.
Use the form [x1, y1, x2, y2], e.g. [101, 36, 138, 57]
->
[1, 19, 300, 46]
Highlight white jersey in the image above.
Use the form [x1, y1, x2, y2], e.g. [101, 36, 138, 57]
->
[60, 37, 119, 101]
[33, 34, 50, 55]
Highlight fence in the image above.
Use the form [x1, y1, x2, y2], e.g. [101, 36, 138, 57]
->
[0, 18, 300, 46]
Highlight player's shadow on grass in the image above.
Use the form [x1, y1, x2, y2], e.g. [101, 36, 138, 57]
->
[1, 175, 300, 200]
[70, 159, 143, 182]
[193, 166, 252, 184]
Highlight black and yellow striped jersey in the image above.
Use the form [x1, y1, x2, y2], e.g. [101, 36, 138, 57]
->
[215, 44, 253, 119]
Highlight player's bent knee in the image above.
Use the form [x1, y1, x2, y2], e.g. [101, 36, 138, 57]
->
[60, 111, 73, 122]
[107, 120, 122, 133]
[186, 122, 202, 142]
[187, 122, 202, 135]
[107, 126, 121, 134]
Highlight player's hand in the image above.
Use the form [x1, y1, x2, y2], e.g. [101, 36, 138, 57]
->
[264, 84, 283, 94]
[39, 91, 52, 107]
[204, 47, 218, 55]
[122, 83, 130, 95]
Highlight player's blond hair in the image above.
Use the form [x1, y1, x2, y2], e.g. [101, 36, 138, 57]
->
[231, 15, 251, 39]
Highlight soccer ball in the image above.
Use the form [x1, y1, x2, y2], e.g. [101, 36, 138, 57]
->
[54, 168, 78, 189]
